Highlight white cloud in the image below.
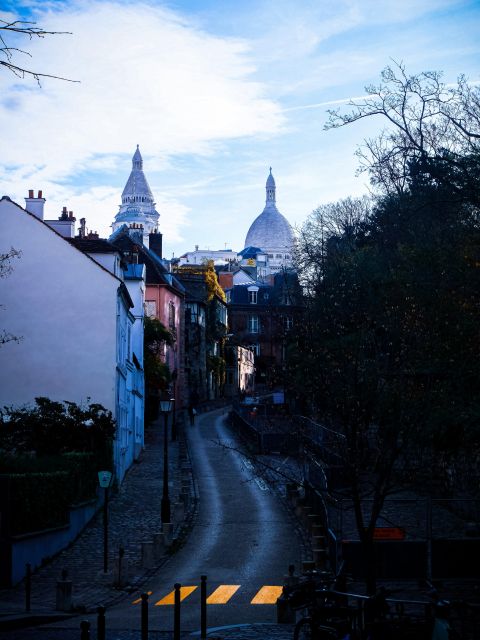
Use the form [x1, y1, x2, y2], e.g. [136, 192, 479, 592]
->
[0, 0, 284, 240]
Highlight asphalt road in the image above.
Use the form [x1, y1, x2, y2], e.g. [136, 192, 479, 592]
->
[105, 407, 303, 633]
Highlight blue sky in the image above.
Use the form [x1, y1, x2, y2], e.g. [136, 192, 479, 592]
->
[1, 0, 479, 258]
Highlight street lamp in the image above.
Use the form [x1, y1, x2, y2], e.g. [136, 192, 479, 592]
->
[159, 398, 174, 526]
[171, 369, 178, 442]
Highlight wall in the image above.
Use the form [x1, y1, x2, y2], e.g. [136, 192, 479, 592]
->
[10, 499, 98, 585]
[145, 283, 185, 410]
[0, 199, 118, 412]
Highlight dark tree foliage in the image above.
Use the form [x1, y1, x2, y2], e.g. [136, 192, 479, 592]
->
[0, 397, 115, 467]
[143, 316, 173, 422]
[290, 65, 480, 592]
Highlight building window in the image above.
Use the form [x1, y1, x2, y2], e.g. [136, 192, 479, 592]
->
[145, 300, 157, 317]
[248, 289, 258, 304]
[276, 253, 282, 258]
[250, 343, 260, 356]
[284, 316, 293, 331]
[248, 315, 259, 333]
[168, 301, 176, 330]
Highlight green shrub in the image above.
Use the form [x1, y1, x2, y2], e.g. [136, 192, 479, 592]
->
[0, 397, 115, 468]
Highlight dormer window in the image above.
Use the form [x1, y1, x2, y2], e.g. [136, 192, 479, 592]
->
[248, 286, 259, 304]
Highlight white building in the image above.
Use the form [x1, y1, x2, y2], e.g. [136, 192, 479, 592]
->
[111, 146, 160, 246]
[177, 247, 238, 267]
[244, 169, 295, 275]
[0, 193, 144, 483]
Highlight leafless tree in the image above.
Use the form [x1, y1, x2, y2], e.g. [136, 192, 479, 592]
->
[294, 196, 372, 291]
[0, 18, 79, 85]
[0, 247, 22, 347]
[325, 61, 480, 196]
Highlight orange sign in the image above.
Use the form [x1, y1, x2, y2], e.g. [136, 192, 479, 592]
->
[373, 527, 406, 540]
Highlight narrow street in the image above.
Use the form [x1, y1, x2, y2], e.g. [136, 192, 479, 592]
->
[106, 407, 304, 632]
[4, 407, 305, 638]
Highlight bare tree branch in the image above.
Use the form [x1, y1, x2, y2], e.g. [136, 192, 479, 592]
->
[0, 18, 79, 85]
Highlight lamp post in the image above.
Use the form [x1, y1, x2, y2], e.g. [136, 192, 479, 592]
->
[159, 398, 174, 526]
[171, 370, 178, 442]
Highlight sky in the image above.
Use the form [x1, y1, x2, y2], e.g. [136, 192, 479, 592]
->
[1, 0, 479, 259]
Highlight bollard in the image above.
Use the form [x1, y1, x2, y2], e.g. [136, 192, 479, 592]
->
[25, 563, 31, 612]
[141, 541, 155, 569]
[284, 564, 299, 587]
[200, 575, 207, 639]
[80, 620, 90, 640]
[118, 546, 124, 583]
[141, 592, 149, 640]
[277, 565, 298, 623]
[174, 501, 185, 523]
[163, 522, 172, 545]
[153, 532, 165, 561]
[180, 488, 190, 509]
[114, 547, 128, 587]
[174, 583, 181, 640]
[56, 568, 73, 611]
[97, 606, 106, 640]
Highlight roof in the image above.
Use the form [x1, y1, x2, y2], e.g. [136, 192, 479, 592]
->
[69, 237, 120, 254]
[108, 226, 185, 295]
[238, 246, 263, 258]
[0, 196, 124, 284]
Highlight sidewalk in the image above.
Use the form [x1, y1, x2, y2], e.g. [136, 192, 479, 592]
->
[0, 413, 196, 624]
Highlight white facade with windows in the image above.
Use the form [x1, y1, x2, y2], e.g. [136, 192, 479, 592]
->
[0, 195, 144, 484]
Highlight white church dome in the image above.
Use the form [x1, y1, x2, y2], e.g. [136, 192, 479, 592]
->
[244, 168, 295, 252]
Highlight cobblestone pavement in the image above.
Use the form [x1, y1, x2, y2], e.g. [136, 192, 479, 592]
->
[0, 414, 194, 616]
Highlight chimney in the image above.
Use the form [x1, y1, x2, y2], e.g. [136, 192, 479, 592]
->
[219, 272, 233, 291]
[25, 189, 46, 220]
[149, 230, 163, 258]
[44, 204, 77, 238]
[79, 218, 86, 238]
[128, 223, 144, 246]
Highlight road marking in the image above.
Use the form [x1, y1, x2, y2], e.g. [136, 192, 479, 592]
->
[155, 586, 198, 605]
[132, 591, 153, 604]
[206, 585, 240, 604]
[250, 586, 283, 604]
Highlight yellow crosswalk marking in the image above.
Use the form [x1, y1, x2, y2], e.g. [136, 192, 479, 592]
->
[155, 586, 198, 605]
[206, 585, 240, 604]
[250, 585, 283, 604]
[132, 591, 153, 604]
